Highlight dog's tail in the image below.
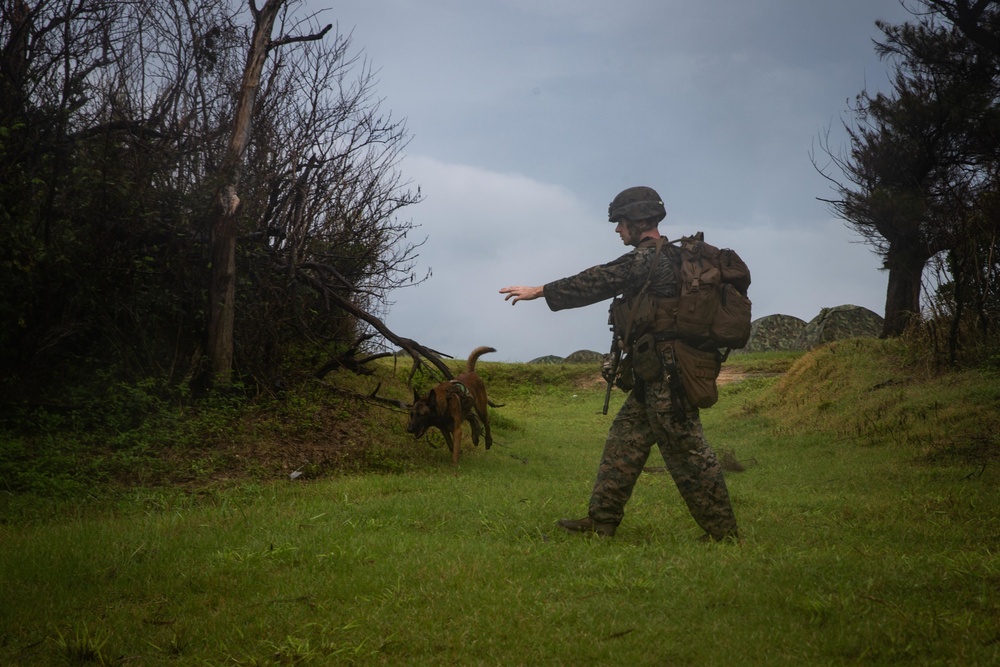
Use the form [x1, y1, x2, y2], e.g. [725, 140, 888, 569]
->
[467, 346, 496, 371]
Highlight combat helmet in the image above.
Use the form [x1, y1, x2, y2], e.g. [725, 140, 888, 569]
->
[608, 186, 666, 224]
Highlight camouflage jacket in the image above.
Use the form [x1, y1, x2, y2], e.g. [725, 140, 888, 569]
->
[543, 237, 680, 312]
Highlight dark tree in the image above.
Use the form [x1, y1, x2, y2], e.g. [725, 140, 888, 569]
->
[819, 1, 1000, 347]
[0, 0, 436, 403]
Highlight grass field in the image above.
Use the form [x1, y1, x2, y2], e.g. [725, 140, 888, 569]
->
[1, 339, 999, 665]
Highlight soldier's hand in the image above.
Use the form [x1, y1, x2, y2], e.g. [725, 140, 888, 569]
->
[601, 354, 615, 383]
[499, 285, 543, 305]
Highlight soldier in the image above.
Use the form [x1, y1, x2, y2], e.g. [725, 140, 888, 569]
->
[499, 186, 739, 542]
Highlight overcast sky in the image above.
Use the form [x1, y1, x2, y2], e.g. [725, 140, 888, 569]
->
[304, 0, 914, 362]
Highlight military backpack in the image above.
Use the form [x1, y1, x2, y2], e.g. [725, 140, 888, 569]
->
[607, 232, 752, 410]
[674, 232, 752, 351]
[611, 232, 752, 353]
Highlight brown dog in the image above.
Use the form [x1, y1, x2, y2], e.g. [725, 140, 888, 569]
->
[407, 346, 495, 465]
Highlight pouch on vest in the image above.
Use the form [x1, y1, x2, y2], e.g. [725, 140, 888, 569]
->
[671, 340, 722, 408]
[615, 354, 635, 391]
[631, 333, 662, 383]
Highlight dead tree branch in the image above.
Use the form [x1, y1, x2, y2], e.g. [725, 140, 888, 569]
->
[292, 269, 455, 380]
[270, 23, 332, 49]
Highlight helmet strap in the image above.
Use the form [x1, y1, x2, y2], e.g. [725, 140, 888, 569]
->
[624, 219, 657, 246]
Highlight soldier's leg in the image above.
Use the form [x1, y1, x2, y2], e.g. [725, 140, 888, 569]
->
[586, 392, 657, 526]
[647, 382, 739, 539]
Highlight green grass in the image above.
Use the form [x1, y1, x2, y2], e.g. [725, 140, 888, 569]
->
[1, 340, 999, 665]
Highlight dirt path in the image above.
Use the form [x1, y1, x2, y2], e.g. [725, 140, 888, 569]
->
[579, 366, 778, 391]
[718, 367, 784, 385]
[718, 366, 748, 386]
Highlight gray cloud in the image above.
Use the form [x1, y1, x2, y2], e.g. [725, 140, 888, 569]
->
[308, 0, 910, 360]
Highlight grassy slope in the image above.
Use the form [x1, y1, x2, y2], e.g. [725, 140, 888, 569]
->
[1, 340, 999, 665]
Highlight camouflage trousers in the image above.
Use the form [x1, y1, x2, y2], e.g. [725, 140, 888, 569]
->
[587, 375, 739, 539]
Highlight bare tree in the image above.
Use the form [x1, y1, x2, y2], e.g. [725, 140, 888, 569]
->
[204, 0, 330, 386]
[0, 0, 445, 402]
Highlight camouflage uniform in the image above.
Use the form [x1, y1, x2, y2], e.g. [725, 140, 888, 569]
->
[544, 237, 739, 539]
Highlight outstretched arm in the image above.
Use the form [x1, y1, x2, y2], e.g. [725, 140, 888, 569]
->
[499, 285, 544, 305]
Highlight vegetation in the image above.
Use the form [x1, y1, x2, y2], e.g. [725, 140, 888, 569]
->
[0, 0, 424, 404]
[820, 0, 1000, 350]
[2, 341, 998, 665]
[3, 4, 997, 662]
[1, 0, 997, 417]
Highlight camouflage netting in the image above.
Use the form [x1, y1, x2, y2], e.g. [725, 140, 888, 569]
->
[564, 350, 604, 364]
[793, 304, 884, 350]
[528, 355, 565, 364]
[737, 314, 807, 353]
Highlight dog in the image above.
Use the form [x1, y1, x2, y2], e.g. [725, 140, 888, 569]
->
[407, 346, 495, 465]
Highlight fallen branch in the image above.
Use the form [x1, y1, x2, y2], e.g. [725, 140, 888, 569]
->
[366, 382, 410, 410]
[314, 334, 395, 379]
[319, 382, 410, 412]
[291, 268, 456, 380]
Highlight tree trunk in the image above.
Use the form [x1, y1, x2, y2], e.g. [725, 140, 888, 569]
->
[882, 242, 928, 337]
[205, 0, 285, 386]
[206, 185, 241, 383]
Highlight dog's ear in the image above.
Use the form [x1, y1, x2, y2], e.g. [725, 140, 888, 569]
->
[430, 387, 451, 417]
[412, 388, 421, 404]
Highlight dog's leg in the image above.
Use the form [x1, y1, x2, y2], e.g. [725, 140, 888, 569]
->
[468, 414, 482, 446]
[451, 425, 463, 465]
[475, 399, 492, 450]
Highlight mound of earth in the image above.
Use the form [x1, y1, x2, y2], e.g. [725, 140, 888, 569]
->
[563, 349, 604, 364]
[528, 355, 565, 364]
[738, 314, 807, 353]
[794, 304, 884, 350]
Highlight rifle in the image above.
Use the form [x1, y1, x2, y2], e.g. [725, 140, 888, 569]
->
[602, 298, 624, 415]
[659, 341, 687, 425]
[602, 339, 621, 416]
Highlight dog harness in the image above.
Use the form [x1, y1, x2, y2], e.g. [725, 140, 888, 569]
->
[446, 380, 475, 412]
